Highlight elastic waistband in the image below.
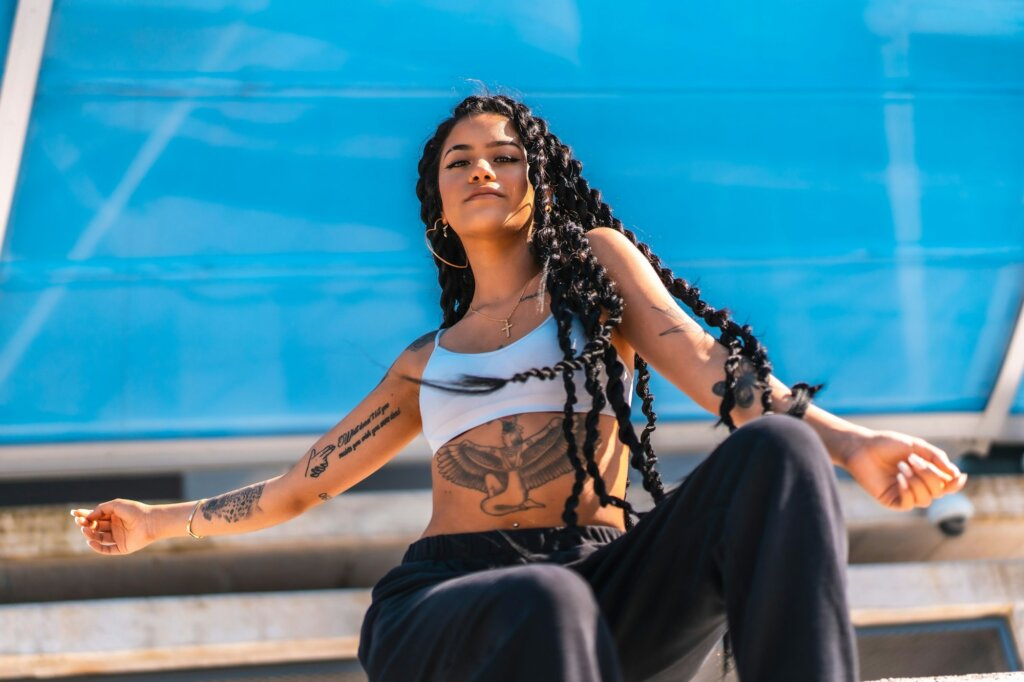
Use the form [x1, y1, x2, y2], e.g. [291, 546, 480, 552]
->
[402, 525, 625, 564]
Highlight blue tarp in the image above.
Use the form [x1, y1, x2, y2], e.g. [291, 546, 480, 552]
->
[1, 1, 1022, 444]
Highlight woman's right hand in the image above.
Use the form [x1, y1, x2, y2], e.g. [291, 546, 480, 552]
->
[70, 499, 155, 556]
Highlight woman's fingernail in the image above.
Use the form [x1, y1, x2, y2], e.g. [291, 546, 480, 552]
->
[898, 461, 914, 477]
[909, 454, 927, 469]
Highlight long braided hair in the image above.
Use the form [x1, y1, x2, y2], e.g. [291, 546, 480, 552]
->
[409, 93, 823, 678]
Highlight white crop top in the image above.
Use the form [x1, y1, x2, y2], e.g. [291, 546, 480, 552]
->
[419, 313, 633, 455]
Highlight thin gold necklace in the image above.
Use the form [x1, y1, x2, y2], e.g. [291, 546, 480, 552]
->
[469, 275, 537, 338]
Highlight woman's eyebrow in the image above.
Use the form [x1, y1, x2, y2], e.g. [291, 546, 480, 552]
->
[443, 140, 522, 159]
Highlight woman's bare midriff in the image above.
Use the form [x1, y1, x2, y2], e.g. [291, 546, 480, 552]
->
[418, 411, 630, 539]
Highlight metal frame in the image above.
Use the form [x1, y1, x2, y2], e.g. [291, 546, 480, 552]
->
[0, 0, 52, 255]
[972, 295, 1024, 456]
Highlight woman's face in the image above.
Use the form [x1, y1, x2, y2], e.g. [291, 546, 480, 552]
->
[437, 113, 536, 241]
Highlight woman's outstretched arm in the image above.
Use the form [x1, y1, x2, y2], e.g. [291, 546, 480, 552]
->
[585, 227, 966, 510]
[585, 227, 868, 463]
[71, 332, 436, 555]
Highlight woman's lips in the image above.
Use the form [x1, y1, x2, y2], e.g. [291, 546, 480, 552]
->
[465, 191, 503, 201]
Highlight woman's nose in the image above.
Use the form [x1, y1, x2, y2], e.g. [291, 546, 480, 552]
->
[470, 159, 494, 182]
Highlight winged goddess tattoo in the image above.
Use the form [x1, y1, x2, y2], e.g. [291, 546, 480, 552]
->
[435, 415, 599, 516]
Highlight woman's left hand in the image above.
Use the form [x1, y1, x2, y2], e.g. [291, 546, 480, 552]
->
[840, 429, 969, 511]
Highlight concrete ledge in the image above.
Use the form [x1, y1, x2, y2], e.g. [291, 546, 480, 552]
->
[0, 589, 369, 679]
[849, 558, 1024, 665]
[3, 560, 1023, 679]
[841, 475, 1024, 563]
[868, 671, 1024, 675]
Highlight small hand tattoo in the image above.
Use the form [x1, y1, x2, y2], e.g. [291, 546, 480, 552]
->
[304, 443, 336, 479]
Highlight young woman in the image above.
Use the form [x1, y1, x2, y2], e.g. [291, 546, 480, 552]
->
[71, 94, 967, 682]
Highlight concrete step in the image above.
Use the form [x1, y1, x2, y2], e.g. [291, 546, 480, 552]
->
[0, 589, 368, 679]
[3, 559, 1022, 679]
[4, 475, 1023, 603]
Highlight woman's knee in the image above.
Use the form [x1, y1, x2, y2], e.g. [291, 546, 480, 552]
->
[728, 414, 830, 471]
[487, 564, 599, 620]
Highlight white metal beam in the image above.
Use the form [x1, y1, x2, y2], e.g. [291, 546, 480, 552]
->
[0, 0, 52, 255]
[973, 294, 1024, 455]
[0, 412, 1017, 481]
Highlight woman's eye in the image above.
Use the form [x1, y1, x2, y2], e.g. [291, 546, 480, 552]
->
[445, 156, 520, 169]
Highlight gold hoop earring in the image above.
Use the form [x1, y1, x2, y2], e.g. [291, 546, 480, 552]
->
[435, 217, 448, 238]
[425, 219, 468, 269]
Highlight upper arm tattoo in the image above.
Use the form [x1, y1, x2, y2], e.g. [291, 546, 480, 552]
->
[406, 330, 437, 352]
[652, 303, 696, 337]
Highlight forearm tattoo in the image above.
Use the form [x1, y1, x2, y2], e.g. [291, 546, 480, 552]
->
[202, 482, 265, 523]
[304, 443, 336, 478]
[336, 402, 401, 457]
[435, 415, 598, 516]
[713, 356, 759, 408]
[303, 402, 402, 479]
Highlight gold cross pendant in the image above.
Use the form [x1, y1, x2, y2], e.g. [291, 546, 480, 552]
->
[501, 319, 513, 337]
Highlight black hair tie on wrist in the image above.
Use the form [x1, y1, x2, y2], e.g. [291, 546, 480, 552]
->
[786, 382, 825, 419]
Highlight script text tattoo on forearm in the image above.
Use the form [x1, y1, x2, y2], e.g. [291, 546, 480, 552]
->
[304, 402, 402, 478]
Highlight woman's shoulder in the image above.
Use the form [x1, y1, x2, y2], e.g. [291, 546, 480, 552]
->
[391, 327, 441, 382]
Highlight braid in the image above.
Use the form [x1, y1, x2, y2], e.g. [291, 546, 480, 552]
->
[548, 286, 589, 527]
[570, 165, 825, 429]
[552, 219, 644, 526]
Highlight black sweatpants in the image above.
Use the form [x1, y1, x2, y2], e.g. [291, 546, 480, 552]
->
[358, 414, 860, 681]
